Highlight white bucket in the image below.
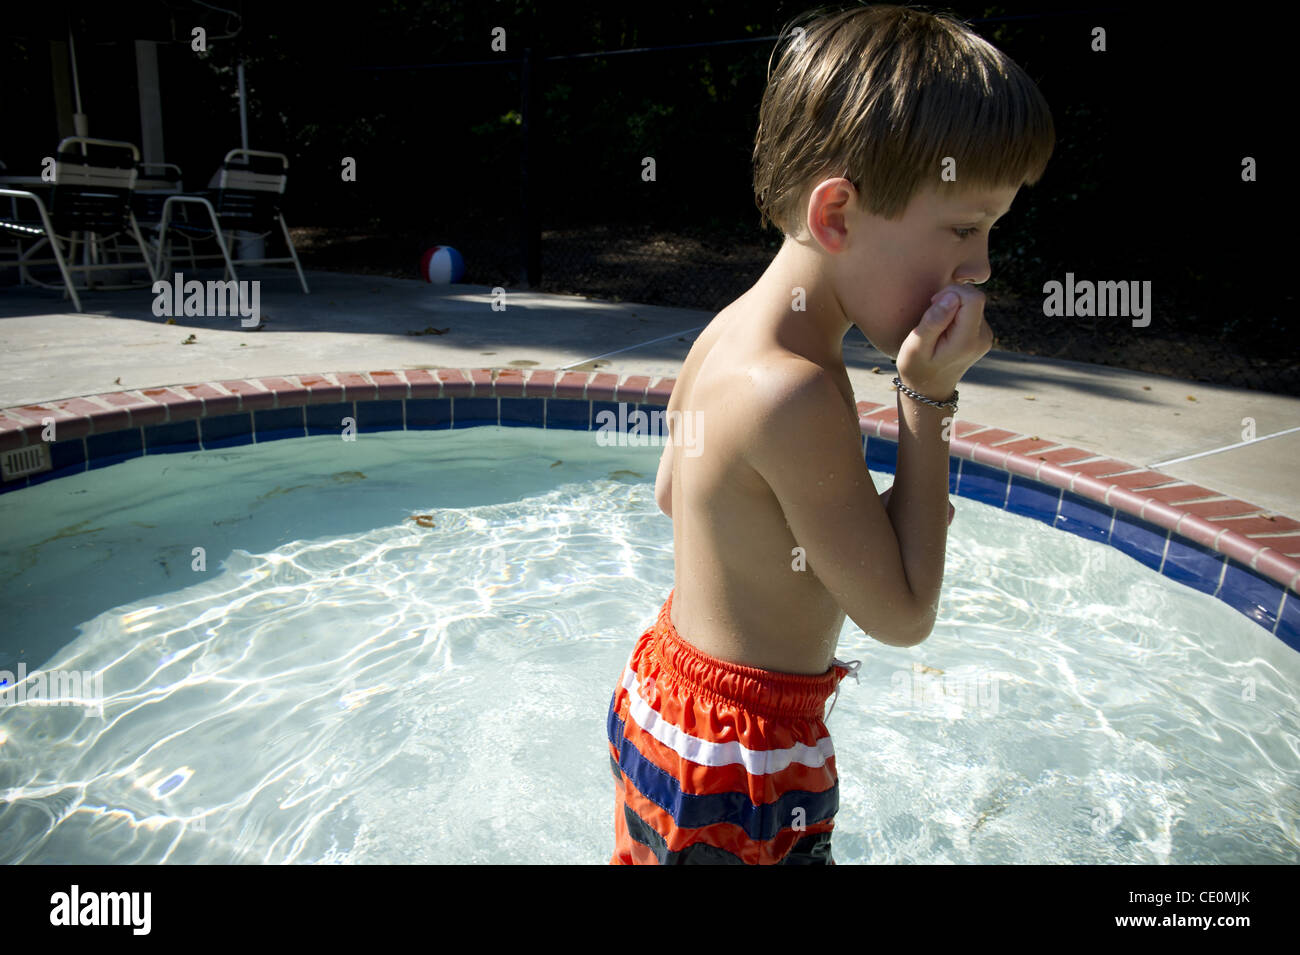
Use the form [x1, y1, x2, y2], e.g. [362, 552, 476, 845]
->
[234, 231, 265, 262]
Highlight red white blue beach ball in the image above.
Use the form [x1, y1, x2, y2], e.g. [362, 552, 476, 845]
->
[420, 246, 466, 284]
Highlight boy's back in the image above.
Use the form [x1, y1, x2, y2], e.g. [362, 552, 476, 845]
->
[661, 285, 869, 676]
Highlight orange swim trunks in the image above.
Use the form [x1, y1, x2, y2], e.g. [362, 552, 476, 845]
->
[607, 588, 859, 865]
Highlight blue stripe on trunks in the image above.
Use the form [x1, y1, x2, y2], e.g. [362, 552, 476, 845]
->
[606, 704, 838, 842]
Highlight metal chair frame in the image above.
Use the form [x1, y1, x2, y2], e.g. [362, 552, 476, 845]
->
[153, 149, 309, 293]
[0, 137, 159, 312]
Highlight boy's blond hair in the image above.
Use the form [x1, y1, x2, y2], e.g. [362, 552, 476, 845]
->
[753, 3, 1055, 235]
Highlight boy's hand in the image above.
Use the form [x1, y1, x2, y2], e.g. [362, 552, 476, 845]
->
[879, 485, 955, 525]
[895, 284, 994, 398]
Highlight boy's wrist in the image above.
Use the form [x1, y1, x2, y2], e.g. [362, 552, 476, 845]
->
[893, 375, 958, 412]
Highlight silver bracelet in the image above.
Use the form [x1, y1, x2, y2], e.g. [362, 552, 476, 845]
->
[892, 375, 958, 414]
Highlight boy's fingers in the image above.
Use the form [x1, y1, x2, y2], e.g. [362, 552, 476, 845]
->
[937, 290, 990, 354]
[915, 294, 959, 343]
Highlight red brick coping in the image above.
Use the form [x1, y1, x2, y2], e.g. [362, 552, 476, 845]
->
[1, 367, 1297, 599]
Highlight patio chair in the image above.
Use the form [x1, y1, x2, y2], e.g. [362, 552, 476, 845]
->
[153, 149, 309, 293]
[132, 161, 228, 277]
[0, 137, 159, 313]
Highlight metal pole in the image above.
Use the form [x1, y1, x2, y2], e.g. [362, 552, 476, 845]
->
[520, 47, 540, 288]
[237, 61, 249, 151]
[68, 23, 91, 287]
[136, 40, 165, 168]
[68, 27, 87, 140]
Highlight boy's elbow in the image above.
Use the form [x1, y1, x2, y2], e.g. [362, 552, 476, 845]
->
[902, 628, 932, 648]
[904, 607, 939, 646]
[877, 606, 936, 648]
[876, 626, 929, 648]
[656, 487, 673, 519]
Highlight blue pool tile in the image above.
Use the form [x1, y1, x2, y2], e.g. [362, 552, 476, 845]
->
[86, 428, 143, 470]
[38, 438, 88, 481]
[1109, 511, 1169, 573]
[864, 444, 961, 496]
[590, 400, 621, 436]
[144, 420, 201, 454]
[500, 397, 545, 428]
[1275, 592, 1300, 654]
[252, 407, 306, 442]
[355, 400, 404, 433]
[1217, 561, 1285, 633]
[1161, 534, 1225, 597]
[51, 439, 86, 471]
[20, 439, 87, 489]
[404, 398, 451, 431]
[641, 405, 672, 441]
[955, 459, 1010, 509]
[546, 399, 590, 431]
[200, 413, 255, 449]
[454, 397, 499, 427]
[1054, 489, 1111, 544]
[592, 403, 663, 440]
[865, 436, 898, 472]
[1007, 475, 1063, 526]
[306, 402, 355, 435]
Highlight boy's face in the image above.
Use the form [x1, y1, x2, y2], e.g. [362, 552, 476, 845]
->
[810, 180, 1020, 360]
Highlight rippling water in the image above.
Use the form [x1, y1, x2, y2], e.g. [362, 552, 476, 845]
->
[0, 427, 1296, 863]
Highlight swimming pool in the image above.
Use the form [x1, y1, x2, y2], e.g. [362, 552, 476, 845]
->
[1, 423, 1297, 863]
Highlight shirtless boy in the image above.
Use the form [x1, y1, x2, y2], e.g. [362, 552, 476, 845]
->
[607, 3, 1055, 865]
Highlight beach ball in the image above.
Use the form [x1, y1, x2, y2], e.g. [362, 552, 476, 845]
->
[420, 245, 466, 284]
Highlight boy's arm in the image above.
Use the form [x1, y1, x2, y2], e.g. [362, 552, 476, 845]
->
[655, 439, 673, 519]
[744, 367, 933, 647]
[655, 384, 683, 519]
[882, 283, 992, 637]
[883, 395, 953, 640]
[746, 283, 981, 647]
[878, 485, 955, 525]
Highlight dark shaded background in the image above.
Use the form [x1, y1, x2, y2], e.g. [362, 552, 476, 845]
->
[2, 1, 1292, 392]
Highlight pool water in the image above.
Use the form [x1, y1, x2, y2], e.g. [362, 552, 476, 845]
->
[0, 427, 1296, 864]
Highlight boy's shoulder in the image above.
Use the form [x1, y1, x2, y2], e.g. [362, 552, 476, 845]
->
[678, 300, 856, 479]
[693, 293, 851, 404]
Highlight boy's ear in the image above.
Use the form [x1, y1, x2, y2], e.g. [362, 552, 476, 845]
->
[805, 177, 856, 253]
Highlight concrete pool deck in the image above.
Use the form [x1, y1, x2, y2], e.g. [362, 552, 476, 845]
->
[1, 266, 1298, 563]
